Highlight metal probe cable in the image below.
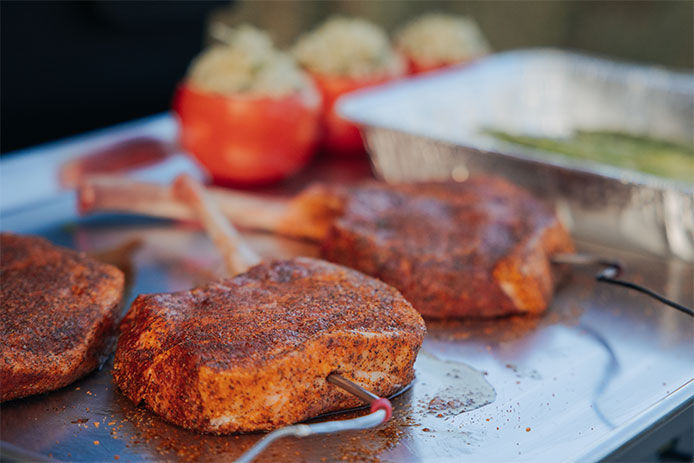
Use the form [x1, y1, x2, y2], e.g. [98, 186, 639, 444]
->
[235, 374, 393, 463]
[552, 253, 693, 316]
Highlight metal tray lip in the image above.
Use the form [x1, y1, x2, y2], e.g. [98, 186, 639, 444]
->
[0, 113, 201, 213]
[0, 112, 173, 212]
[337, 48, 694, 193]
[574, 379, 694, 463]
[364, 125, 694, 195]
[0, 112, 172, 161]
[0, 440, 56, 462]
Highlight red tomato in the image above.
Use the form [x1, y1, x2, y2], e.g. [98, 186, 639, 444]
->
[403, 54, 482, 76]
[405, 55, 448, 75]
[310, 71, 403, 156]
[173, 84, 321, 186]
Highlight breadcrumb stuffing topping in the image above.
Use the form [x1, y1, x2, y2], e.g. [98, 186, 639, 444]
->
[395, 13, 491, 66]
[293, 17, 403, 79]
[187, 25, 313, 97]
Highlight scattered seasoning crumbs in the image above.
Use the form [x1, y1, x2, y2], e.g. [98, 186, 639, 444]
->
[526, 427, 531, 432]
[108, 421, 116, 426]
[422, 428, 431, 432]
[94, 422, 100, 429]
[114, 456, 120, 460]
[485, 418, 490, 422]
[75, 387, 81, 390]
[496, 427, 499, 430]
[94, 440, 100, 445]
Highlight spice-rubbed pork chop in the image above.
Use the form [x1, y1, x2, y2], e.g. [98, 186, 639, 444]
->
[320, 177, 575, 318]
[81, 175, 574, 319]
[113, 257, 425, 434]
[1, 233, 124, 402]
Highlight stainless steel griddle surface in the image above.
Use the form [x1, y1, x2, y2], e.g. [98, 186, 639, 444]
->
[1, 115, 693, 462]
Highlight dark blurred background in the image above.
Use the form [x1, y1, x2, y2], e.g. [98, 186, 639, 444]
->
[2, 0, 692, 153]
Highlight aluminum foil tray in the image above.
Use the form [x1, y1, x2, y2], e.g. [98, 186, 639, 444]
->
[339, 49, 694, 261]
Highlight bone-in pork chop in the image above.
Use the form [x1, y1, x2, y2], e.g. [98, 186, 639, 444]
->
[80, 175, 575, 318]
[1, 233, 124, 401]
[113, 257, 425, 434]
[319, 177, 575, 318]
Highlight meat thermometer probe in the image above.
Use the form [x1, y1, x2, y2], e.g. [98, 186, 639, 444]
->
[172, 175, 396, 463]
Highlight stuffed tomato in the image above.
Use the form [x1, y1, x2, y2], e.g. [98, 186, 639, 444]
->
[293, 17, 404, 156]
[175, 25, 321, 186]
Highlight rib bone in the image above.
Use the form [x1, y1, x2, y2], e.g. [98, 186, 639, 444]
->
[172, 175, 261, 276]
[78, 176, 338, 242]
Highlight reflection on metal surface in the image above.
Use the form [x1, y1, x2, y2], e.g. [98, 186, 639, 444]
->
[578, 324, 620, 429]
[59, 137, 173, 189]
[416, 352, 497, 418]
[4, 107, 690, 461]
[90, 237, 143, 297]
[339, 49, 694, 261]
[1, 217, 692, 461]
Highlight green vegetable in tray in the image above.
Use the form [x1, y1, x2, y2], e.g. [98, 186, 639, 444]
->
[485, 130, 694, 183]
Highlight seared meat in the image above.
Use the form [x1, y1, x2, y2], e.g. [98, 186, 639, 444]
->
[1, 233, 124, 402]
[113, 257, 425, 434]
[80, 174, 575, 318]
[319, 177, 574, 318]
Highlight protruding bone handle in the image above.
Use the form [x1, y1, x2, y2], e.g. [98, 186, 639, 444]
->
[79, 175, 292, 236]
[172, 175, 261, 276]
[78, 176, 337, 242]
